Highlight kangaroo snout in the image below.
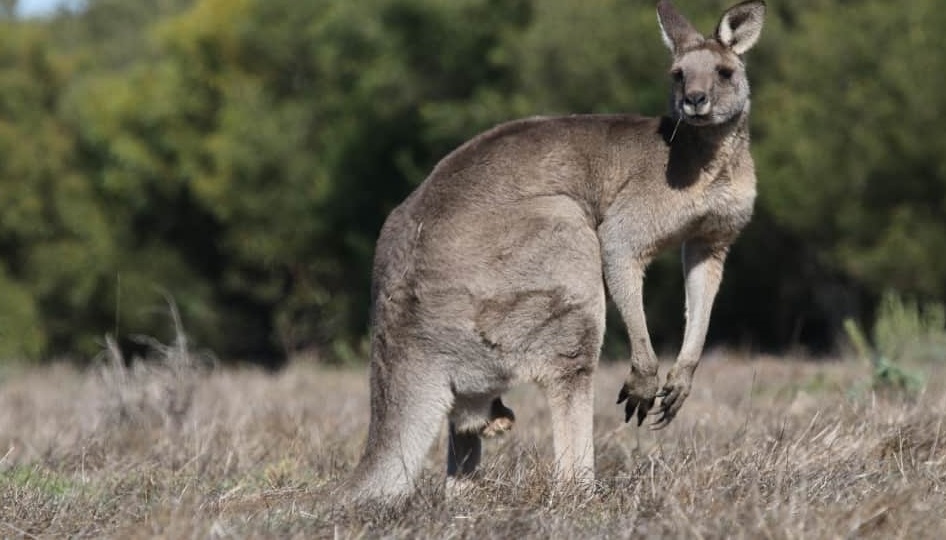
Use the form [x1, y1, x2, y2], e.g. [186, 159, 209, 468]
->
[683, 91, 710, 116]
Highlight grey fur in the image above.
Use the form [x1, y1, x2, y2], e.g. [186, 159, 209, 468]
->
[348, 0, 766, 503]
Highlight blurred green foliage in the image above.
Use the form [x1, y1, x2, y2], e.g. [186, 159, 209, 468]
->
[842, 290, 944, 398]
[0, 0, 944, 364]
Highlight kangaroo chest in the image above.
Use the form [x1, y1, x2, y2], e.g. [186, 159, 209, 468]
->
[621, 162, 755, 259]
[685, 166, 756, 243]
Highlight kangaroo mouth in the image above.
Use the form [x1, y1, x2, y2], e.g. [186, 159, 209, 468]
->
[682, 111, 714, 125]
[678, 101, 715, 125]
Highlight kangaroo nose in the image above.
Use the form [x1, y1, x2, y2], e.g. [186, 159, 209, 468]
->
[685, 92, 708, 108]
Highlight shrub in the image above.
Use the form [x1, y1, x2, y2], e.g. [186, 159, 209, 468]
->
[843, 291, 944, 397]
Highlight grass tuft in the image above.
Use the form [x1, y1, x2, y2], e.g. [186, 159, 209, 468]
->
[843, 290, 945, 398]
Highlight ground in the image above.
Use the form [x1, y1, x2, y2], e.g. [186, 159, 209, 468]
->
[1, 350, 944, 539]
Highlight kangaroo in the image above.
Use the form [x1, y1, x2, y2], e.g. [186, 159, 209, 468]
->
[349, 0, 766, 503]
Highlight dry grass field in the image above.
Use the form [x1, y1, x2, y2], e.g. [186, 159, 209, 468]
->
[1, 342, 945, 539]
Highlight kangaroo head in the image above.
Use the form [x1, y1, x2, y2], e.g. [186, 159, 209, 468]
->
[657, 0, 766, 127]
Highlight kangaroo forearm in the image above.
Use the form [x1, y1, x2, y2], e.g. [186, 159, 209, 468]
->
[676, 242, 728, 371]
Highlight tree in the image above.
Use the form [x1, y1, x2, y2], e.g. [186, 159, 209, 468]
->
[754, 0, 946, 315]
[2, 0, 945, 364]
[0, 20, 114, 358]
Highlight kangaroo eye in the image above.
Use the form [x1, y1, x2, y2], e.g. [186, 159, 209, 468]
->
[670, 68, 684, 82]
[717, 66, 734, 80]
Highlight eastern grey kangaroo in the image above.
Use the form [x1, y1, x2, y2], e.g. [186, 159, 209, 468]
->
[350, 0, 766, 503]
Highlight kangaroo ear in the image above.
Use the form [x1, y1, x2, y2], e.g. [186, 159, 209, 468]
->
[716, 1, 766, 55]
[657, 0, 701, 54]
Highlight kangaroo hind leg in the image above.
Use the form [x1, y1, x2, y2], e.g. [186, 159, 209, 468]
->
[543, 363, 596, 488]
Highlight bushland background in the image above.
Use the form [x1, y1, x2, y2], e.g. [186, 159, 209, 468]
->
[1, 0, 944, 367]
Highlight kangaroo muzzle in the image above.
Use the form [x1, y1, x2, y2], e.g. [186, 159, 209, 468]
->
[682, 91, 712, 117]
